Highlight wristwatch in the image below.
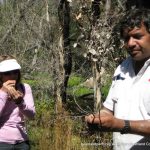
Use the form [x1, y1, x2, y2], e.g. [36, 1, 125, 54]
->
[120, 120, 131, 134]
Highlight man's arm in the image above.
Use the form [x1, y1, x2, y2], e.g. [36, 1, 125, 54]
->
[85, 107, 150, 136]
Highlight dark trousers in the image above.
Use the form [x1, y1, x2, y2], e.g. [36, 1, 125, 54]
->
[0, 141, 30, 150]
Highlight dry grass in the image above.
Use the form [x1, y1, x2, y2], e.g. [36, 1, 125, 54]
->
[28, 110, 112, 150]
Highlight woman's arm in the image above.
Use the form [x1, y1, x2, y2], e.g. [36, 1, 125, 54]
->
[17, 83, 35, 119]
[0, 90, 8, 116]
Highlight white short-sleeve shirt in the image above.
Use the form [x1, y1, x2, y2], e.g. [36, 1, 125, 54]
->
[103, 57, 150, 150]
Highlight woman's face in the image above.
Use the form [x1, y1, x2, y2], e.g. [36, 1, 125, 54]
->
[1, 70, 19, 83]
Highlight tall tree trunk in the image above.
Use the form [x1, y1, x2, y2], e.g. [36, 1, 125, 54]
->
[105, 0, 111, 21]
[91, 1, 101, 112]
[45, 0, 50, 22]
[92, 60, 101, 112]
[58, 0, 72, 104]
[53, 37, 64, 113]
[91, 0, 100, 25]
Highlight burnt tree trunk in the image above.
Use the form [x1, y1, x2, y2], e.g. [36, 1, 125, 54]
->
[58, 0, 72, 104]
[91, 0, 101, 25]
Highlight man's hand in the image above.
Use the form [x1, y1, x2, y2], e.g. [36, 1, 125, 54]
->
[85, 109, 116, 129]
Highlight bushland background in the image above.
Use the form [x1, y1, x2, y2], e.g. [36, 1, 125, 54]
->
[0, 0, 149, 150]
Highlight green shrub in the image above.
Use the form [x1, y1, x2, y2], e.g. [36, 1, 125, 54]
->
[68, 75, 84, 87]
[23, 79, 38, 87]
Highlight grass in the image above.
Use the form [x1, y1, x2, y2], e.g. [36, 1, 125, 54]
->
[27, 100, 112, 150]
[26, 74, 112, 150]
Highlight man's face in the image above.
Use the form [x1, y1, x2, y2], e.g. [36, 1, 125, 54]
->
[123, 23, 150, 61]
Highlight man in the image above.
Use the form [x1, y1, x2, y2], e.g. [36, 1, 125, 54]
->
[85, 9, 150, 150]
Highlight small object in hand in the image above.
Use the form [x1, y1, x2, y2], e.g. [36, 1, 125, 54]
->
[87, 122, 101, 131]
[15, 98, 23, 105]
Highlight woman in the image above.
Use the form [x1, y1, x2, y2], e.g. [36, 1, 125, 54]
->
[0, 55, 35, 150]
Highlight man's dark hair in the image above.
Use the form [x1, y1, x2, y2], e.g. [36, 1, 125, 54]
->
[111, 9, 150, 64]
[119, 9, 150, 37]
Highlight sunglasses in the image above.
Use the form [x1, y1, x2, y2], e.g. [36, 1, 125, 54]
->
[2, 70, 19, 76]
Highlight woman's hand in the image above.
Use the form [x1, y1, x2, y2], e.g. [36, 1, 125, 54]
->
[1, 80, 23, 103]
[1, 80, 16, 93]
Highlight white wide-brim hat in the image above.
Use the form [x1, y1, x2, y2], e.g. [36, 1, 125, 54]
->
[0, 59, 21, 72]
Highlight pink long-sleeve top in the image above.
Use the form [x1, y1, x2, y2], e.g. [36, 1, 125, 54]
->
[0, 83, 35, 144]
